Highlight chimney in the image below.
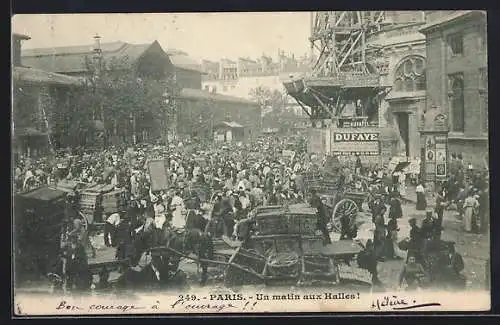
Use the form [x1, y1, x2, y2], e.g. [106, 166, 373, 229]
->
[93, 34, 102, 77]
[93, 34, 102, 56]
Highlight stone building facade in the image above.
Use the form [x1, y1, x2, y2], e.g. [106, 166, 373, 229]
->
[365, 12, 427, 161]
[420, 10, 488, 169]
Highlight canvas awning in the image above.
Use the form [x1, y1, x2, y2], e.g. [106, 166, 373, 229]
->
[214, 121, 244, 129]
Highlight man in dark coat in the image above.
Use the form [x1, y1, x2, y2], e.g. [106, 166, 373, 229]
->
[388, 196, 403, 220]
[309, 189, 332, 244]
[407, 218, 423, 264]
[440, 243, 466, 289]
[64, 236, 92, 291]
[421, 210, 437, 240]
[357, 239, 381, 286]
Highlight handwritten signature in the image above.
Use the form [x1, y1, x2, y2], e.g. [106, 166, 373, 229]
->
[371, 295, 441, 311]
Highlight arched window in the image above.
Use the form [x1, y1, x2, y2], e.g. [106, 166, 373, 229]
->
[449, 74, 465, 132]
[393, 56, 426, 92]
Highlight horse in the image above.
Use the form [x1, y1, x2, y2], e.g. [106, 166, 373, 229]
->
[120, 213, 214, 288]
[151, 223, 215, 286]
[233, 217, 255, 249]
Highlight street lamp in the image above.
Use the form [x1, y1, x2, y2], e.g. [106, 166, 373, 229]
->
[162, 92, 171, 145]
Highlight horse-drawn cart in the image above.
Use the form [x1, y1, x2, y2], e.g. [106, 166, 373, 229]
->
[224, 204, 371, 287]
[302, 171, 371, 232]
[14, 186, 68, 282]
[76, 183, 128, 230]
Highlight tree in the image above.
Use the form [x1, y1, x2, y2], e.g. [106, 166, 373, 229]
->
[70, 55, 180, 147]
[249, 85, 293, 129]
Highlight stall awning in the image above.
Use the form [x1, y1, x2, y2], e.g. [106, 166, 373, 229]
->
[178, 88, 258, 105]
[214, 121, 244, 129]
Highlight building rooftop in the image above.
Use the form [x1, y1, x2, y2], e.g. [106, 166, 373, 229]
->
[13, 66, 84, 86]
[21, 40, 203, 73]
[420, 10, 485, 34]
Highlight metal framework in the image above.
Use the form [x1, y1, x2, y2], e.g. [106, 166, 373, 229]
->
[283, 11, 394, 125]
[309, 11, 385, 77]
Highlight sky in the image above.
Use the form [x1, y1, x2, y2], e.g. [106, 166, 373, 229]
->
[12, 13, 312, 62]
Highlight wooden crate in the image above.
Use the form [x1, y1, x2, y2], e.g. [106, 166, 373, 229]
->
[254, 215, 289, 235]
[299, 255, 338, 285]
[302, 255, 333, 274]
[288, 214, 317, 235]
[250, 235, 302, 257]
[301, 236, 324, 255]
[80, 192, 101, 212]
[224, 247, 266, 286]
[101, 189, 127, 213]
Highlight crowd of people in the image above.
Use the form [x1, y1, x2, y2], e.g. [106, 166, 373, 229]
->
[15, 135, 488, 292]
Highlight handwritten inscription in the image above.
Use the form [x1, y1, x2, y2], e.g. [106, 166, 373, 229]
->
[171, 296, 238, 313]
[56, 301, 145, 313]
[371, 295, 441, 311]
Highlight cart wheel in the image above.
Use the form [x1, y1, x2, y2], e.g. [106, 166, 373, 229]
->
[331, 198, 359, 232]
[77, 211, 90, 230]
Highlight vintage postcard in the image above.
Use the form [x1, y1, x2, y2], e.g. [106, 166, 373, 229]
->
[11, 11, 490, 316]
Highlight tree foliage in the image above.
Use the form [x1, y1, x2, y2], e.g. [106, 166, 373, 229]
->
[249, 85, 299, 129]
[248, 85, 286, 113]
[67, 55, 180, 145]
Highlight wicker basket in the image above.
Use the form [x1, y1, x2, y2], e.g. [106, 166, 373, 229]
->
[264, 252, 300, 278]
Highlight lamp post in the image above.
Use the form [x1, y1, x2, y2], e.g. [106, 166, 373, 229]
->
[162, 92, 171, 146]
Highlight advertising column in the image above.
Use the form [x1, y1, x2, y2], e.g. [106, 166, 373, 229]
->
[419, 111, 449, 189]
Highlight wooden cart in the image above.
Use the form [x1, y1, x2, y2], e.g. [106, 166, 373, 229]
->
[14, 186, 67, 281]
[303, 171, 370, 232]
[78, 184, 127, 227]
[224, 204, 371, 287]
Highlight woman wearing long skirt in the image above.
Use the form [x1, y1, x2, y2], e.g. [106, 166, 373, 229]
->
[387, 218, 405, 260]
[463, 194, 479, 232]
[416, 183, 427, 211]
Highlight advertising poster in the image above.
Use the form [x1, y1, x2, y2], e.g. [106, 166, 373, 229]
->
[330, 130, 380, 156]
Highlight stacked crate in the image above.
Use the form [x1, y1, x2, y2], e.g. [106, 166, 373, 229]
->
[301, 255, 336, 281]
[79, 191, 101, 223]
[101, 189, 127, 214]
[288, 213, 317, 234]
[254, 209, 288, 235]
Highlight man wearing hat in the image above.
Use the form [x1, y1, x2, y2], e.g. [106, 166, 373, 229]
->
[104, 212, 121, 247]
[407, 217, 423, 263]
[64, 234, 92, 291]
[309, 189, 332, 245]
[421, 209, 438, 240]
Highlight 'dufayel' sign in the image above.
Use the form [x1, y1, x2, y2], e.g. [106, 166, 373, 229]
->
[331, 130, 380, 156]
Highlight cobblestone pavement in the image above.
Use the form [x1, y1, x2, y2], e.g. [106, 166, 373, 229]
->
[340, 201, 490, 291]
[17, 199, 489, 294]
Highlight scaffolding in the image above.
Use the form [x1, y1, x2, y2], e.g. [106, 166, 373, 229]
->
[282, 11, 398, 126]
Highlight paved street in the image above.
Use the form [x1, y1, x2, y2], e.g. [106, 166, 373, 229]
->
[337, 198, 490, 291]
